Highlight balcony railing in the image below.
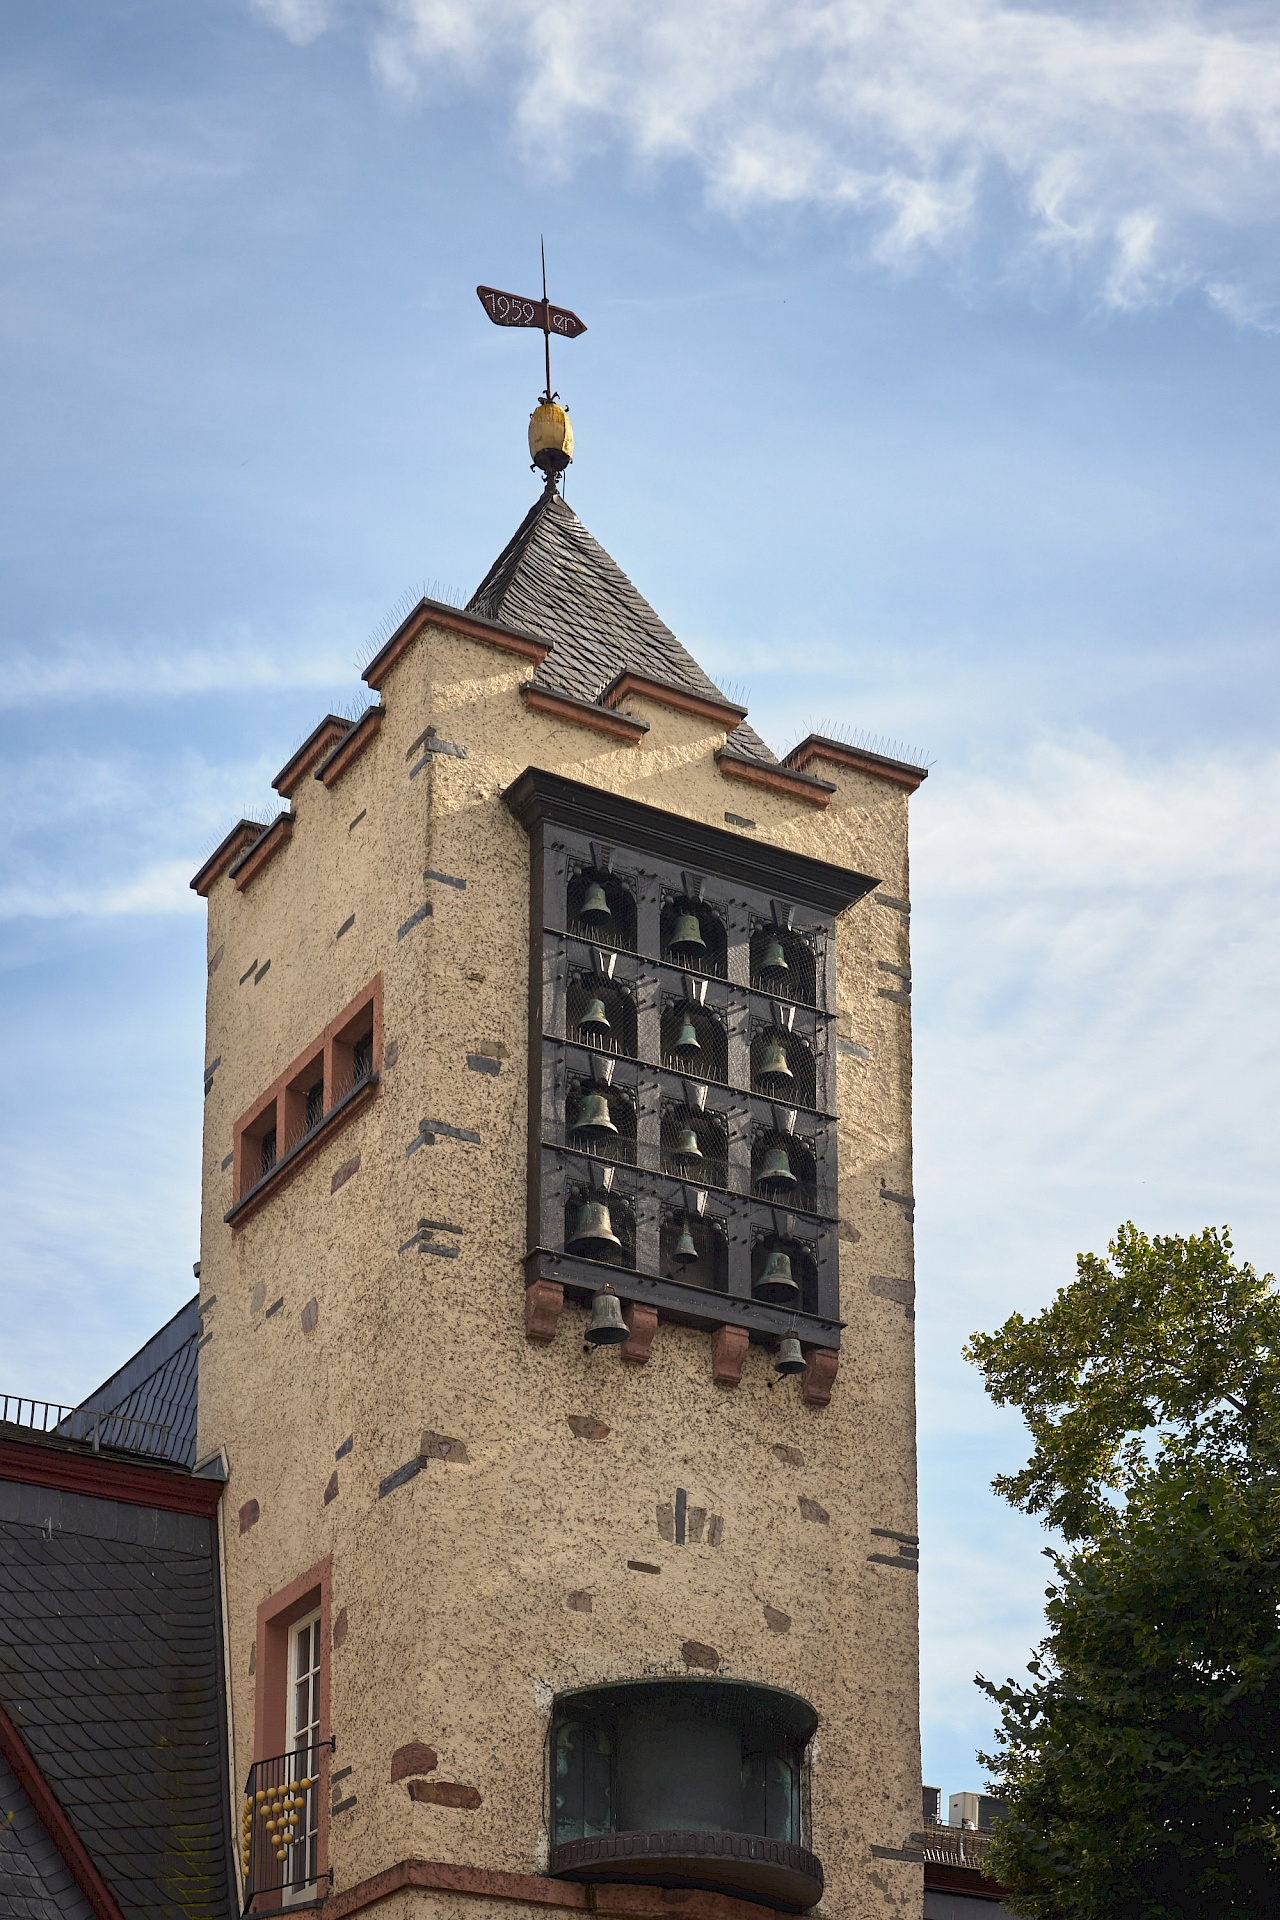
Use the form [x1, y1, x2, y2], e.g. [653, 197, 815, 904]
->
[0, 1395, 172, 1459]
[241, 1738, 335, 1909]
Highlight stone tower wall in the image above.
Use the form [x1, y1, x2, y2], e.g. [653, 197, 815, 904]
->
[194, 612, 922, 1919]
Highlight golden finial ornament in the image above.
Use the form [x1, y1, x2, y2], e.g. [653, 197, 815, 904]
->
[477, 240, 587, 484]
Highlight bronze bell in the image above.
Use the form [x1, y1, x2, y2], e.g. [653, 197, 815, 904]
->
[579, 881, 612, 925]
[573, 1090, 617, 1134]
[580, 997, 611, 1034]
[755, 1249, 798, 1302]
[674, 1220, 699, 1265]
[757, 1036, 793, 1081]
[568, 1198, 622, 1255]
[775, 1334, 805, 1376]
[585, 1286, 630, 1344]
[672, 1125, 703, 1162]
[668, 909, 705, 955]
[759, 934, 789, 974]
[672, 1014, 701, 1055]
[757, 1142, 796, 1186]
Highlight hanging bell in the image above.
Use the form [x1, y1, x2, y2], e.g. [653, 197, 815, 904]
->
[674, 1220, 699, 1265]
[672, 1014, 701, 1055]
[668, 910, 705, 956]
[672, 1126, 703, 1162]
[757, 1142, 797, 1187]
[580, 997, 611, 1035]
[585, 1286, 630, 1345]
[757, 1036, 794, 1082]
[759, 935, 789, 974]
[756, 1249, 798, 1302]
[573, 1091, 617, 1134]
[775, 1334, 806, 1376]
[568, 1198, 622, 1255]
[579, 881, 612, 925]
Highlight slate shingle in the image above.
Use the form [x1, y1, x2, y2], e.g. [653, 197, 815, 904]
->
[73, 1296, 199, 1467]
[468, 482, 775, 763]
[0, 1748, 95, 1920]
[0, 1487, 232, 1920]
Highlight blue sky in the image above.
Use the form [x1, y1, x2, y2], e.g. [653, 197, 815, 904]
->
[4, 0, 1280, 1800]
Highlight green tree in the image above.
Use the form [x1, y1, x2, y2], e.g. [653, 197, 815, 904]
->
[965, 1225, 1280, 1918]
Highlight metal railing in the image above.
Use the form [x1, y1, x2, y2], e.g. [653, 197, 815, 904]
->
[914, 1822, 995, 1868]
[241, 1738, 335, 1909]
[0, 1395, 172, 1458]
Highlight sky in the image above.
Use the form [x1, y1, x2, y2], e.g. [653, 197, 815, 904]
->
[3, 0, 1280, 1802]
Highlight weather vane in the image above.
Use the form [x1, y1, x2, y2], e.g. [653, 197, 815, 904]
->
[477, 242, 586, 482]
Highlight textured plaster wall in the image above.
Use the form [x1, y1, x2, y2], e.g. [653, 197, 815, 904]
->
[195, 621, 922, 1918]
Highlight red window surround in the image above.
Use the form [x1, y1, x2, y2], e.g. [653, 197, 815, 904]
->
[253, 1558, 333, 1910]
[228, 977, 381, 1228]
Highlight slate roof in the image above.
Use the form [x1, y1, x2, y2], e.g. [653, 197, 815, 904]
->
[0, 1479, 232, 1920]
[0, 1748, 95, 1920]
[468, 482, 775, 762]
[75, 1296, 199, 1469]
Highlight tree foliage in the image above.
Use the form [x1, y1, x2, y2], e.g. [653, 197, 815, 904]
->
[966, 1226, 1280, 1919]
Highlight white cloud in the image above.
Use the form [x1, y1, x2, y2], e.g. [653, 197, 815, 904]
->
[248, 0, 344, 46]
[249, 0, 1280, 316]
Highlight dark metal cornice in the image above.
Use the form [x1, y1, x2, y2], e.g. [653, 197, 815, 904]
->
[502, 766, 879, 915]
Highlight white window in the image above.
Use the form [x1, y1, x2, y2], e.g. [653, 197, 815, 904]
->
[284, 1610, 321, 1903]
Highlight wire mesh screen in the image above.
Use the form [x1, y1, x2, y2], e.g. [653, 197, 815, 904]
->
[661, 1106, 729, 1188]
[568, 869, 637, 951]
[751, 1028, 816, 1108]
[660, 899, 727, 978]
[661, 1002, 728, 1082]
[750, 926, 818, 1004]
[751, 1240, 819, 1314]
[659, 1210, 728, 1291]
[567, 1082, 637, 1165]
[564, 1187, 635, 1269]
[567, 976, 637, 1057]
[751, 1130, 818, 1211]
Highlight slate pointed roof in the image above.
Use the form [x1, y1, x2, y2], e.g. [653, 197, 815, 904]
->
[468, 483, 774, 762]
[73, 1296, 198, 1469]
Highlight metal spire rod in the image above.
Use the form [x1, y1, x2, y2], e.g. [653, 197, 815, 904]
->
[541, 237, 552, 403]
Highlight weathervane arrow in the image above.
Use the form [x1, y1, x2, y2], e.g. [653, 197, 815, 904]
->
[478, 245, 585, 482]
[476, 286, 587, 340]
[477, 241, 586, 412]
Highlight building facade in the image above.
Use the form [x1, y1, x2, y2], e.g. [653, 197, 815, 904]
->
[191, 476, 928, 1919]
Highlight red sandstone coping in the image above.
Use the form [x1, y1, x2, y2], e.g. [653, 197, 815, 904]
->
[321, 1858, 784, 1920]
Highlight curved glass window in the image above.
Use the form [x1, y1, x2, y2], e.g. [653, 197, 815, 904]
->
[549, 1682, 821, 1909]
[550, 1680, 813, 1846]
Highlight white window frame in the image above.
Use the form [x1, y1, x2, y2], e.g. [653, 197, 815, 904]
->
[283, 1608, 322, 1905]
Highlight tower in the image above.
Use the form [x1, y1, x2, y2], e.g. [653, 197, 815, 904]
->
[192, 441, 927, 1918]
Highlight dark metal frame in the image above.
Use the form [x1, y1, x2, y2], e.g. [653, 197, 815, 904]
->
[504, 770, 879, 1351]
[240, 1737, 336, 1912]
